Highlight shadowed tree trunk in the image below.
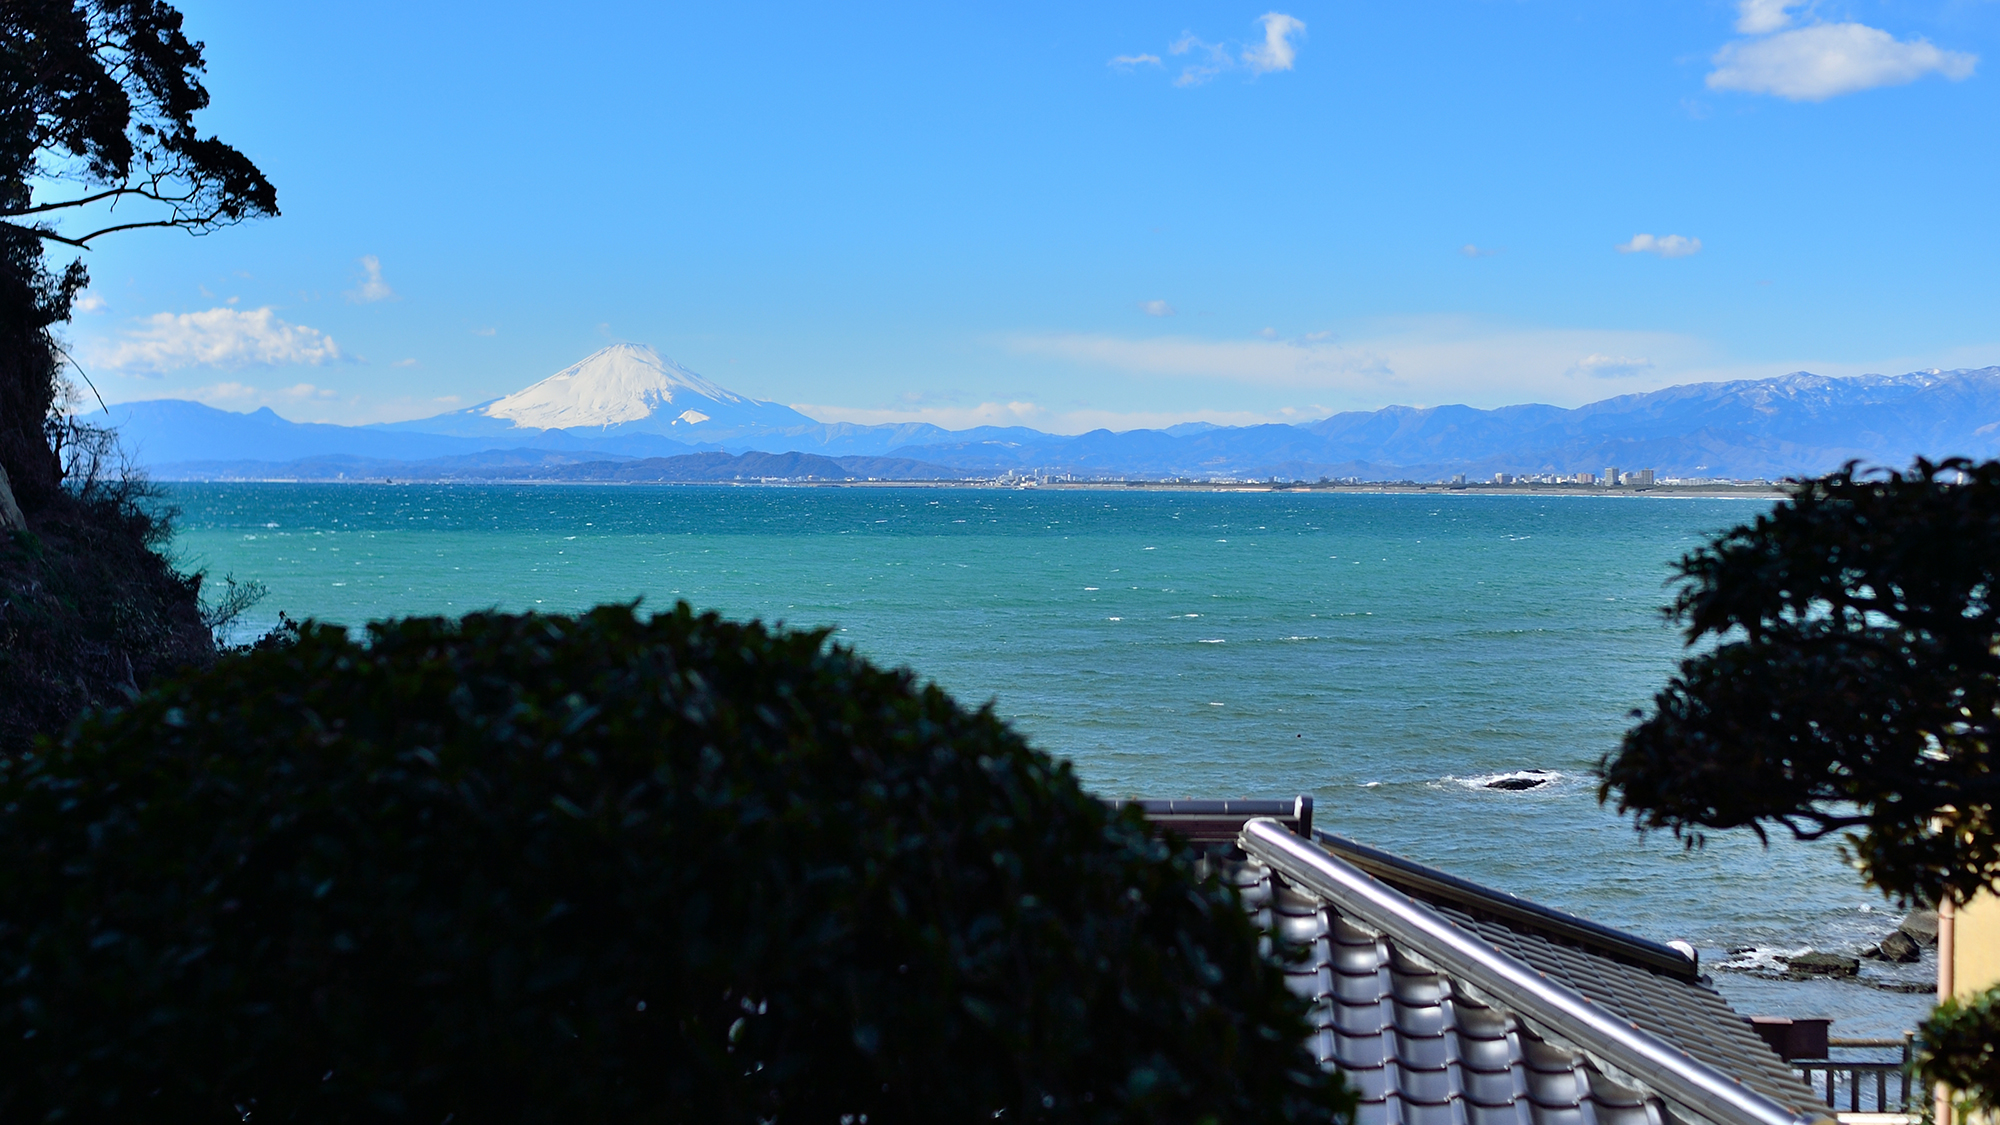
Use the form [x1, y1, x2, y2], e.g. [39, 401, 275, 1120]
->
[0, 225, 69, 516]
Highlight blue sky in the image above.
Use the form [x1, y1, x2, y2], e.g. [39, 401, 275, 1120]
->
[49, 0, 2000, 431]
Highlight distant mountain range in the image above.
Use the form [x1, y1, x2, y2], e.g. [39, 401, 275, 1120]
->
[91, 343, 2000, 482]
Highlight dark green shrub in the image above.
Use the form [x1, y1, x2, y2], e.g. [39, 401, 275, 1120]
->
[0, 603, 1347, 1123]
[1918, 987, 2000, 1114]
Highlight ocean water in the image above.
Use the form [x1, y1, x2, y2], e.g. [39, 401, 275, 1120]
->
[163, 482, 1935, 1035]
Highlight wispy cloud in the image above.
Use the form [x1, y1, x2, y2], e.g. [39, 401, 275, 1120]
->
[1243, 13, 1306, 74]
[796, 400, 1050, 429]
[1169, 33, 1233, 86]
[1141, 299, 1177, 317]
[93, 307, 348, 375]
[1003, 321, 1712, 408]
[1708, 5, 1975, 101]
[1003, 325, 2000, 413]
[1460, 244, 1501, 258]
[1616, 233, 1702, 258]
[92, 381, 478, 426]
[789, 399, 1325, 435]
[137, 380, 340, 411]
[1120, 13, 1306, 86]
[347, 255, 396, 303]
[74, 291, 107, 313]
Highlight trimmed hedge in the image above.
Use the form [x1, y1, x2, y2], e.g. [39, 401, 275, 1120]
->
[0, 603, 1348, 1123]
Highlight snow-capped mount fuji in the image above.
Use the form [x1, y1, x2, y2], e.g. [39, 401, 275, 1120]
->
[391, 344, 817, 440]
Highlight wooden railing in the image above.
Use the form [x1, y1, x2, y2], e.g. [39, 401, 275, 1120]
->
[1793, 1036, 1917, 1115]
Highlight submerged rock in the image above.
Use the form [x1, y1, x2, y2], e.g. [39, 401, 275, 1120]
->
[1484, 771, 1554, 791]
[1783, 952, 1860, 979]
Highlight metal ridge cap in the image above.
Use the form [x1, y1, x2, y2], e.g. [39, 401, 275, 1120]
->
[1310, 827, 1698, 981]
[1240, 820, 1829, 1125]
[1108, 796, 1312, 820]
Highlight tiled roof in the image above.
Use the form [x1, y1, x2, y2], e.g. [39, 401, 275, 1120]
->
[1233, 819, 1830, 1125]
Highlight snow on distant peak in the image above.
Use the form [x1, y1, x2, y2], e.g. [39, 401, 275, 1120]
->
[480, 343, 747, 430]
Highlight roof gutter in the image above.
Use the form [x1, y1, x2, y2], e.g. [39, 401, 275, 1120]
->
[1239, 818, 1831, 1125]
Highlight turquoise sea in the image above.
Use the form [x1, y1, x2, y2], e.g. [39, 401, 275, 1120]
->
[164, 482, 1934, 1035]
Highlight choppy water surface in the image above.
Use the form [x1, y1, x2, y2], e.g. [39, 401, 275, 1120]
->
[165, 483, 1934, 1034]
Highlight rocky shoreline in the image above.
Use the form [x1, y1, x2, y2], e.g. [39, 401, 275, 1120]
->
[1714, 910, 1938, 994]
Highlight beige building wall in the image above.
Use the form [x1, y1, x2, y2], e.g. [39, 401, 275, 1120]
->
[1953, 891, 2000, 1000]
[1939, 894, 2000, 1125]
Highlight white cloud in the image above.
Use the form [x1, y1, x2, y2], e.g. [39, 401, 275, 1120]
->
[1141, 299, 1177, 317]
[1259, 326, 1279, 339]
[393, 357, 420, 367]
[1128, 13, 1305, 86]
[1244, 13, 1306, 74]
[1709, 22, 1976, 101]
[1460, 244, 1500, 258]
[472, 326, 497, 336]
[1735, 0, 1801, 35]
[1617, 233, 1702, 257]
[94, 307, 348, 375]
[1570, 354, 1654, 378]
[348, 255, 396, 303]
[73, 291, 107, 313]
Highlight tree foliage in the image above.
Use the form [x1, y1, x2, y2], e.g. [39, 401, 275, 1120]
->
[1599, 458, 2000, 1109]
[1599, 457, 2000, 906]
[0, 602, 1351, 1124]
[1, 0, 277, 249]
[1918, 989, 2000, 1113]
[1, 0, 277, 506]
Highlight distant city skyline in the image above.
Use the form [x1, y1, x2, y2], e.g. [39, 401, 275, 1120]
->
[46, 0, 2000, 433]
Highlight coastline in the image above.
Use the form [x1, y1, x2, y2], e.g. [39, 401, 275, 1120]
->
[153, 476, 1789, 499]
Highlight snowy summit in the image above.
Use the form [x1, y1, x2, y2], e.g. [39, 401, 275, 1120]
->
[479, 343, 770, 430]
